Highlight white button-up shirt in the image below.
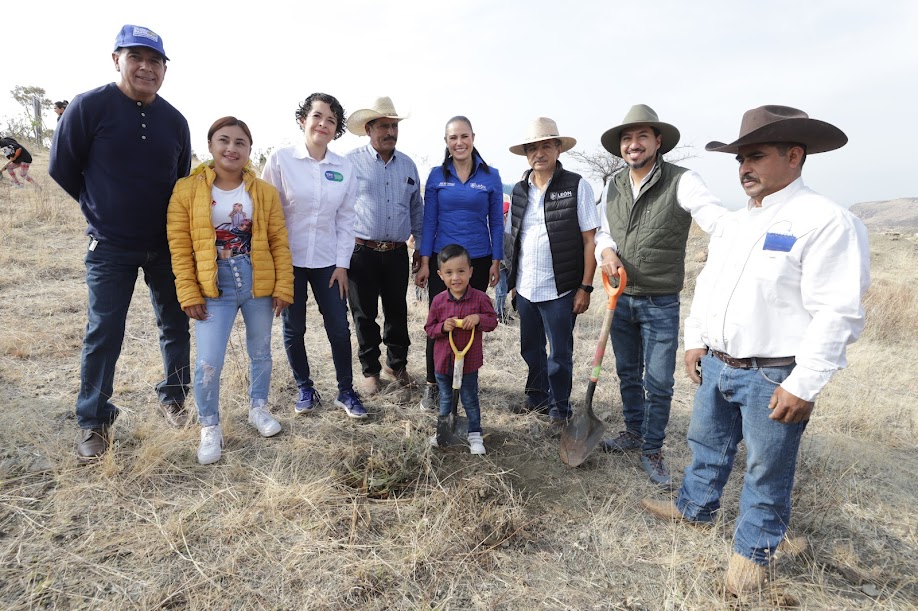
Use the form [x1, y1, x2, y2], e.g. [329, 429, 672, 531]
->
[594, 166, 725, 258]
[261, 143, 356, 269]
[514, 175, 598, 303]
[685, 177, 870, 401]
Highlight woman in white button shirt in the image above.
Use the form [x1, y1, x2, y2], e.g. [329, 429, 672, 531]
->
[262, 93, 367, 419]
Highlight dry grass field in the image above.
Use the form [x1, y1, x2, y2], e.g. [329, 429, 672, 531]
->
[1, 154, 916, 610]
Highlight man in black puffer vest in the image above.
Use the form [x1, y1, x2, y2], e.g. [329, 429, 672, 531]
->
[506, 118, 600, 423]
[594, 104, 726, 487]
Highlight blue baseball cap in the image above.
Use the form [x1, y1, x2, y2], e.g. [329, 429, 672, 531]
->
[113, 24, 169, 61]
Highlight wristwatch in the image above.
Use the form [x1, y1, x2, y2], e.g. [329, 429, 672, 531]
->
[579, 284, 594, 293]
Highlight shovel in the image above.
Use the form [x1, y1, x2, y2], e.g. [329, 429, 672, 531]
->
[560, 268, 628, 467]
[435, 319, 475, 448]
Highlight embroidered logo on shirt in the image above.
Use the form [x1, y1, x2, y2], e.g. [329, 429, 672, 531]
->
[439, 181, 455, 187]
[549, 190, 573, 200]
[470, 182, 487, 191]
[763, 232, 796, 252]
[325, 171, 344, 182]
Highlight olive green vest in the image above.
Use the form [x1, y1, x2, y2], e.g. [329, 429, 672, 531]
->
[605, 160, 691, 295]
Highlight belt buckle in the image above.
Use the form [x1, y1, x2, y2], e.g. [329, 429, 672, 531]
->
[376, 241, 393, 252]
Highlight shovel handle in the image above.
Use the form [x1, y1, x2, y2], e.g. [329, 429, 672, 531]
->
[448, 325, 475, 358]
[601, 267, 628, 310]
[590, 270, 628, 382]
[449, 326, 475, 390]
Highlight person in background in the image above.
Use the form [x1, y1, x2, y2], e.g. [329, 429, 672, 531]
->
[262, 93, 367, 419]
[1, 136, 38, 188]
[167, 116, 293, 464]
[49, 24, 192, 461]
[494, 195, 514, 323]
[415, 115, 503, 411]
[54, 100, 69, 121]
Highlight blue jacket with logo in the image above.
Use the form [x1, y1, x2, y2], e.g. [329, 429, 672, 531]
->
[420, 155, 504, 260]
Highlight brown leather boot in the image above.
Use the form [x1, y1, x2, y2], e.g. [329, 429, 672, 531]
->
[361, 375, 383, 396]
[157, 401, 189, 428]
[383, 366, 416, 389]
[76, 427, 111, 462]
[725, 552, 767, 595]
[640, 498, 713, 529]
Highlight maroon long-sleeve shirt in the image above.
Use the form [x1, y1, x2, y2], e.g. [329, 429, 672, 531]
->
[424, 287, 498, 375]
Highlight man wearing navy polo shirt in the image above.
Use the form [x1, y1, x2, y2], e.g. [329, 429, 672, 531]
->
[50, 24, 192, 462]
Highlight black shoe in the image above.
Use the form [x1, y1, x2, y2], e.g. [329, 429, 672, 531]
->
[419, 383, 439, 411]
[509, 399, 550, 415]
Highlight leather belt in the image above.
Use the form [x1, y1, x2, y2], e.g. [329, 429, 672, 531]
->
[710, 350, 795, 369]
[355, 238, 406, 252]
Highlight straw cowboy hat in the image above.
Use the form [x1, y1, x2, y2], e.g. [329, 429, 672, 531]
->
[705, 105, 847, 154]
[509, 117, 577, 155]
[601, 104, 680, 157]
[347, 97, 409, 136]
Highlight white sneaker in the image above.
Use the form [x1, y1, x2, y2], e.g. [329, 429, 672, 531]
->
[198, 425, 223, 465]
[429, 434, 440, 448]
[248, 402, 281, 437]
[468, 432, 486, 455]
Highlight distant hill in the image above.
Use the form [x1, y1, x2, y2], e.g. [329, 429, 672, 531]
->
[850, 198, 918, 232]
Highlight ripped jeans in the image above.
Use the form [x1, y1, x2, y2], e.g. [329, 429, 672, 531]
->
[193, 256, 274, 426]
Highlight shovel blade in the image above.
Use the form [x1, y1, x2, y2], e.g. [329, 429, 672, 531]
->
[560, 408, 606, 467]
[436, 414, 469, 448]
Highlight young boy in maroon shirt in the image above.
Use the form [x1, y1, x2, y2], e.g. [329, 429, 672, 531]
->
[424, 244, 498, 454]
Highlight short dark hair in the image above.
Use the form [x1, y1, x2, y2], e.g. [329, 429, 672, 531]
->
[295, 93, 346, 140]
[207, 116, 253, 146]
[773, 142, 808, 167]
[437, 244, 471, 268]
[522, 138, 562, 154]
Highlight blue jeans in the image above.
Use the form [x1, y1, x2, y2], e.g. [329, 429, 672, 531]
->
[193, 257, 274, 427]
[516, 291, 575, 417]
[434, 371, 481, 433]
[495, 268, 509, 318]
[76, 238, 190, 429]
[610, 293, 680, 454]
[282, 265, 353, 391]
[676, 353, 807, 565]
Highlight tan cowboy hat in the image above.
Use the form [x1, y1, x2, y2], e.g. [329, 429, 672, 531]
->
[347, 96, 409, 136]
[705, 105, 847, 154]
[600, 104, 680, 157]
[509, 117, 577, 155]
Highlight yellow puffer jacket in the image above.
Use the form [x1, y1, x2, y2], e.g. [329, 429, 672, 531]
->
[167, 162, 294, 308]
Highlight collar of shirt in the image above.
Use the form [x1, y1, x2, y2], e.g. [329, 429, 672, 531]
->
[446, 289, 471, 303]
[449, 154, 487, 180]
[750, 176, 805, 210]
[293, 141, 344, 165]
[629, 162, 657, 199]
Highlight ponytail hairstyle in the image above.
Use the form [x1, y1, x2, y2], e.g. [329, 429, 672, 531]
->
[441, 115, 491, 180]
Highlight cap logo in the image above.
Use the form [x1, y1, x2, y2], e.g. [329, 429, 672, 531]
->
[132, 27, 160, 42]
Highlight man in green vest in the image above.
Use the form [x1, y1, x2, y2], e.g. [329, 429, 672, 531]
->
[594, 104, 725, 487]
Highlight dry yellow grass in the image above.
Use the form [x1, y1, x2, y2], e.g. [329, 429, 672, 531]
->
[0, 155, 916, 609]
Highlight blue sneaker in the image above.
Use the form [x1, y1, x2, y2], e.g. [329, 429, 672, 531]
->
[295, 386, 321, 414]
[335, 388, 368, 419]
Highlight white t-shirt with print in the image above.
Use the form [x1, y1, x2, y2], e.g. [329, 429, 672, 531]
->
[211, 182, 253, 257]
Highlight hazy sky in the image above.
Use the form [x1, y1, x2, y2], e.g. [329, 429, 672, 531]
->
[3, 0, 916, 207]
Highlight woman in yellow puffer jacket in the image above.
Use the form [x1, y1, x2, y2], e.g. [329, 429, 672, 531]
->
[167, 116, 294, 465]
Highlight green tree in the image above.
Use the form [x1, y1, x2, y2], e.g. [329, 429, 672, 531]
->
[10, 85, 52, 147]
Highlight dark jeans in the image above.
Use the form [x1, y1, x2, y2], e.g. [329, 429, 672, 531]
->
[516, 291, 576, 417]
[610, 293, 680, 454]
[76, 238, 190, 429]
[283, 265, 353, 392]
[425, 254, 492, 384]
[435, 371, 481, 433]
[347, 244, 410, 378]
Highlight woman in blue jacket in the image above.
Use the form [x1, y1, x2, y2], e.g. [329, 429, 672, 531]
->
[415, 116, 504, 410]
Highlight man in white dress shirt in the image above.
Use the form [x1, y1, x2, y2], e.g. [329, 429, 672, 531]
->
[640, 105, 870, 595]
[595, 104, 725, 487]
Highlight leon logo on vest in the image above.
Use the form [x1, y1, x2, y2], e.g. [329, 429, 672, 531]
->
[549, 190, 573, 200]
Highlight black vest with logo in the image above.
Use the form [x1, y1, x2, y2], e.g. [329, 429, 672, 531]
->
[508, 162, 584, 295]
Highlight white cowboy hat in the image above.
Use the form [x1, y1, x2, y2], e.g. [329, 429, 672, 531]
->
[347, 96, 409, 136]
[509, 117, 577, 155]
